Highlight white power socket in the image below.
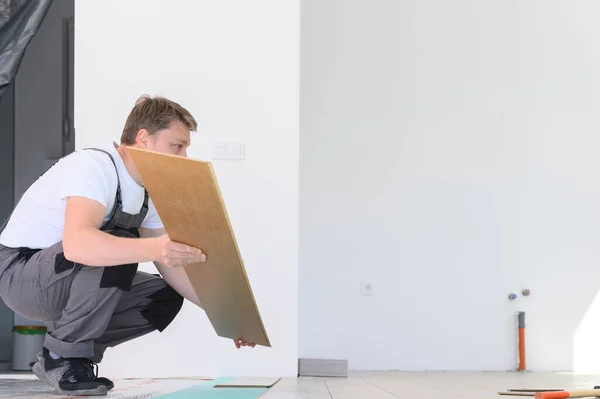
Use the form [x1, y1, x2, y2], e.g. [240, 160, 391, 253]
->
[361, 282, 374, 296]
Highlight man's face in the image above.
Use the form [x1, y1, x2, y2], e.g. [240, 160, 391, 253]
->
[137, 121, 191, 157]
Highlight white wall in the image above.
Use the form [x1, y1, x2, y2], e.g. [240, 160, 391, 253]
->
[300, 0, 600, 372]
[75, 0, 299, 378]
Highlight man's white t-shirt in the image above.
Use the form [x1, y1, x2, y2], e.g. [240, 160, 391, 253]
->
[0, 142, 163, 249]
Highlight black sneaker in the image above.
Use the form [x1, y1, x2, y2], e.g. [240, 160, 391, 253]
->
[36, 348, 115, 390]
[32, 348, 112, 396]
[57, 358, 107, 396]
[87, 360, 115, 391]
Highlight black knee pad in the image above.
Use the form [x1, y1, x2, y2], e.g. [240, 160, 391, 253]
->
[98, 229, 139, 291]
[140, 285, 184, 332]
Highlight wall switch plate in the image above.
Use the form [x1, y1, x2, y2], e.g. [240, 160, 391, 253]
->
[361, 282, 374, 296]
[212, 142, 245, 160]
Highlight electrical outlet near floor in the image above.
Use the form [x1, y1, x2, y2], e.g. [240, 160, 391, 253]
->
[361, 282, 374, 296]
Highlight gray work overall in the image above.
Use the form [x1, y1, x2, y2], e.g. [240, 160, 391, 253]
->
[0, 149, 183, 361]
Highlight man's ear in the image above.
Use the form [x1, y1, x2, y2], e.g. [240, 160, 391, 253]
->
[135, 129, 150, 148]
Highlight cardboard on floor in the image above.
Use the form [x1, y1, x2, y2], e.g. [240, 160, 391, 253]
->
[128, 147, 270, 347]
[214, 377, 281, 388]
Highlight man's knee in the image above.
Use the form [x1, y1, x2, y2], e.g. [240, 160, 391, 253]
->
[140, 284, 184, 332]
[98, 229, 140, 291]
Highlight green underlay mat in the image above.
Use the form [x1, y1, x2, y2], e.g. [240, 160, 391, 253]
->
[154, 378, 269, 399]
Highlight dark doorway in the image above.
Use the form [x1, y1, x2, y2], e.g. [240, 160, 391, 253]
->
[0, 0, 74, 368]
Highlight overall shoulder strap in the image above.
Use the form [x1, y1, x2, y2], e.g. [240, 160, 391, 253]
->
[83, 148, 123, 227]
[84, 148, 123, 204]
[84, 148, 121, 187]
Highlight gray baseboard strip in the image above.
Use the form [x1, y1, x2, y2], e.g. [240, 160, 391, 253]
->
[298, 358, 348, 377]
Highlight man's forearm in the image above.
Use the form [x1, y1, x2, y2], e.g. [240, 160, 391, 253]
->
[63, 226, 156, 267]
[138, 226, 203, 308]
[155, 262, 203, 308]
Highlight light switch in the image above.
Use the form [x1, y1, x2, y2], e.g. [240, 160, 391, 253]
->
[212, 142, 245, 160]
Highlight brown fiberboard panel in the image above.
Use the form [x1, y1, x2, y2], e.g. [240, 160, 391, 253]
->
[214, 377, 281, 388]
[127, 147, 271, 347]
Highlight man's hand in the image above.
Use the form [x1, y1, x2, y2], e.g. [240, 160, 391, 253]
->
[150, 233, 206, 268]
[141, 227, 203, 308]
[234, 339, 256, 349]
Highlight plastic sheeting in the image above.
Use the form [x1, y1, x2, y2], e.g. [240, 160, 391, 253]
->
[0, 0, 52, 99]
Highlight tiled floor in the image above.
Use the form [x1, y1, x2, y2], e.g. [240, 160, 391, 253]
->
[2, 371, 600, 398]
[260, 372, 600, 399]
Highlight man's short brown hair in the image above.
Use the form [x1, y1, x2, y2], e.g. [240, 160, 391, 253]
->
[120, 95, 198, 145]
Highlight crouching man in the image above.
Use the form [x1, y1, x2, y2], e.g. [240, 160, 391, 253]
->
[0, 95, 254, 396]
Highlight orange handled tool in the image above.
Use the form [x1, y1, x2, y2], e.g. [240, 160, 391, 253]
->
[518, 311, 526, 371]
[534, 389, 600, 399]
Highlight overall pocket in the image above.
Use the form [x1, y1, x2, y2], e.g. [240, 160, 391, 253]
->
[39, 252, 77, 290]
